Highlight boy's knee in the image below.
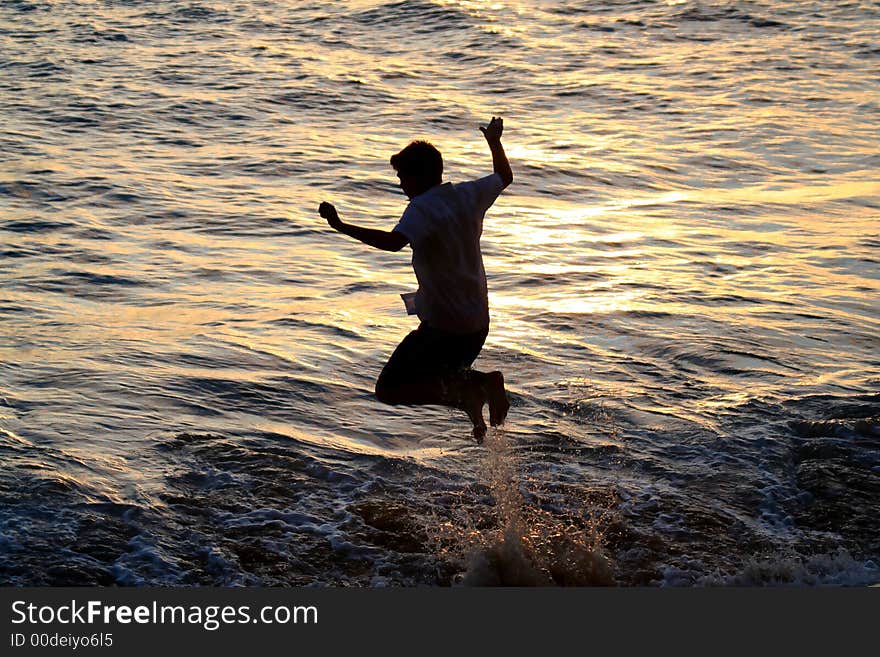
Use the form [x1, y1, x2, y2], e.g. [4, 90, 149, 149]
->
[374, 378, 396, 405]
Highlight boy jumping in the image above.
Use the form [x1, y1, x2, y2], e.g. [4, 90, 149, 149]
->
[319, 117, 512, 442]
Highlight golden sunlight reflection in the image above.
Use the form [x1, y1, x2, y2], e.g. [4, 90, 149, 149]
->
[251, 417, 416, 457]
[493, 289, 642, 316]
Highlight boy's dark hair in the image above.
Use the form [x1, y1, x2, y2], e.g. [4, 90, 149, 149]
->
[390, 140, 443, 182]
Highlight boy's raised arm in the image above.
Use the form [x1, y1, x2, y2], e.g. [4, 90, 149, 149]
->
[319, 201, 408, 252]
[480, 116, 513, 188]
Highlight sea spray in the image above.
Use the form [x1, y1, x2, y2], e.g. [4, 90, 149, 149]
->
[460, 427, 552, 585]
[422, 428, 616, 586]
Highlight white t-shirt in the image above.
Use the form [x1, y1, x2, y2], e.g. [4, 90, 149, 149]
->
[393, 173, 505, 334]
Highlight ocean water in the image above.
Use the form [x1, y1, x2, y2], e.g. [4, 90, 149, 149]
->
[1, 0, 878, 586]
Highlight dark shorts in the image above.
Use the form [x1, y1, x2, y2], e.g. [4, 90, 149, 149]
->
[377, 322, 488, 388]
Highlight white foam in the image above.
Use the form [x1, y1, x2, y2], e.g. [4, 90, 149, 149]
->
[665, 549, 880, 587]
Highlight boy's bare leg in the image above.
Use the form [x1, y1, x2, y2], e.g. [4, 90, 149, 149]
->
[377, 374, 487, 441]
[376, 370, 508, 442]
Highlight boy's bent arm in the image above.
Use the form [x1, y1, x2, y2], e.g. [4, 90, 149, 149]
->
[481, 116, 513, 187]
[337, 223, 409, 252]
[319, 201, 408, 252]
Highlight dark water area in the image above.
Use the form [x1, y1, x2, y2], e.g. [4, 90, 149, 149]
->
[1, 0, 878, 586]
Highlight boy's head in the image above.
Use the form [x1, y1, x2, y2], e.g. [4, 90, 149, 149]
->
[390, 140, 443, 198]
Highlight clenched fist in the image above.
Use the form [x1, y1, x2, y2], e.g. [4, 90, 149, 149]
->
[319, 201, 342, 230]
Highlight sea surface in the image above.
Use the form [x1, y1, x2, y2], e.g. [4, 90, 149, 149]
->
[1, 0, 878, 586]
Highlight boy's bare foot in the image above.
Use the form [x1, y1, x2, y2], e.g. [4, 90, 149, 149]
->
[472, 421, 487, 444]
[486, 371, 510, 427]
[461, 379, 487, 444]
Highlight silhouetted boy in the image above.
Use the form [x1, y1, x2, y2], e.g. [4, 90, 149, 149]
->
[319, 117, 512, 441]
